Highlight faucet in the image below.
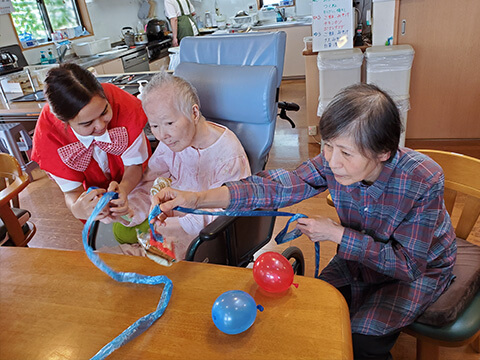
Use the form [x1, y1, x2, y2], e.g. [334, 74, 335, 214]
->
[275, 7, 287, 22]
[56, 40, 71, 63]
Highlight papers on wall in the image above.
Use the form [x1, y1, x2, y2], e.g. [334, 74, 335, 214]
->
[312, 0, 353, 52]
[0, 0, 14, 15]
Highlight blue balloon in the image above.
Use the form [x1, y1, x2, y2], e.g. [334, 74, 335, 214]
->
[212, 290, 260, 335]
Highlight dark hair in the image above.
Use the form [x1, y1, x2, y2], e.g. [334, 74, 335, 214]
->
[44, 63, 105, 122]
[319, 83, 402, 160]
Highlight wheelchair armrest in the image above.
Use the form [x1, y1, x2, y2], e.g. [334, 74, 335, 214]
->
[199, 215, 237, 241]
[278, 101, 300, 112]
[185, 215, 237, 262]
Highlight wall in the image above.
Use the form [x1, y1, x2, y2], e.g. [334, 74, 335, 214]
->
[1, 0, 378, 65]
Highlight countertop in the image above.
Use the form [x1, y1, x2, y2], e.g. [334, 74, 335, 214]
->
[0, 45, 149, 115]
[64, 44, 147, 69]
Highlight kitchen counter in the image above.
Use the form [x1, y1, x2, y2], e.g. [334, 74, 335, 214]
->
[63, 44, 146, 69]
[252, 17, 312, 30]
[0, 70, 159, 115]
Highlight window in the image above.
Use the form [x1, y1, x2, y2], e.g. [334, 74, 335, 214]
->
[10, 0, 93, 48]
[257, 0, 295, 9]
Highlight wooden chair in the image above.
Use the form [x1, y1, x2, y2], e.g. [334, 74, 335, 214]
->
[403, 150, 480, 360]
[0, 153, 36, 247]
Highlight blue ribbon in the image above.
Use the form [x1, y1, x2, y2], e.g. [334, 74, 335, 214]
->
[83, 191, 173, 360]
[149, 205, 321, 278]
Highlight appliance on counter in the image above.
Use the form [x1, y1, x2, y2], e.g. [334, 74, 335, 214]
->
[0, 45, 28, 76]
[120, 47, 150, 72]
[145, 18, 172, 62]
[146, 19, 169, 42]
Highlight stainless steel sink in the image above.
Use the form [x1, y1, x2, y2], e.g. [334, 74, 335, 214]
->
[10, 90, 45, 103]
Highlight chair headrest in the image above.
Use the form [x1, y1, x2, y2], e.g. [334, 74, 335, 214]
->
[179, 31, 286, 88]
[175, 62, 277, 125]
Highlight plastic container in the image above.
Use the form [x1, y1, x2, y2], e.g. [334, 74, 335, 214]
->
[365, 44, 414, 98]
[72, 37, 111, 57]
[317, 48, 364, 101]
[231, 14, 257, 26]
[303, 36, 313, 52]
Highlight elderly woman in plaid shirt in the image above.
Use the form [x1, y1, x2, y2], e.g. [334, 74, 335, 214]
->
[153, 83, 456, 360]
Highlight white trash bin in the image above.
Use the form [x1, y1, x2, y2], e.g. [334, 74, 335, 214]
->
[317, 48, 364, 116]
[365, 45, 415, 98]
[366, 45, 415, 147]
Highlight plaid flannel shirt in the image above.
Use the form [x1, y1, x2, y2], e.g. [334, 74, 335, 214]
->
[225, 148, 456, 335]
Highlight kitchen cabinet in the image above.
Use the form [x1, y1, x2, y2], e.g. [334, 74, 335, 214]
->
[257, 25, 312, 78]
[149, 57, 170, 72]
[97, 58, 124, 75]
[395, 0, 480, 139]
[92, 58, 124, 75]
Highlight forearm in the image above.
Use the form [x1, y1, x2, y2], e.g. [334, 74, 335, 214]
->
[196, 186, 231, 209]
[170, 17, 178, 43]
[118, 164, 143, 195]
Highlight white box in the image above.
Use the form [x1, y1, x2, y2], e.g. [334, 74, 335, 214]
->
[372, 0, 395, 46]
[317, 48, 363, 101]
[72, 37, 111, 57]
[365, 45, 415, 98]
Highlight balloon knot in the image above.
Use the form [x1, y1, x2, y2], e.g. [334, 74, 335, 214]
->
[292, 283, 299, 288]
[257, 304, 264, 312]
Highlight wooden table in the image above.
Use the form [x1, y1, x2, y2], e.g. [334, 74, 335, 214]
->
[0, 247, 353, 359]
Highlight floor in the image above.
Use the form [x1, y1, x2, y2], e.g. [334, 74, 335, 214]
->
[18, 79, 479, 360]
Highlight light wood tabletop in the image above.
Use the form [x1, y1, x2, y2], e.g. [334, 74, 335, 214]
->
[0, 247, 353, 360]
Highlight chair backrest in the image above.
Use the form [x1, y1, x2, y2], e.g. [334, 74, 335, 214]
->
[417, 149, 480, 240]
[175, 31, 286, 174]
[0, 153, 34, 246]
[177, 33, 286, 265]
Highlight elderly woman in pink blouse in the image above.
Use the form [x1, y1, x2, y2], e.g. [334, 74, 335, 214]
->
[112, 71, 250, 259]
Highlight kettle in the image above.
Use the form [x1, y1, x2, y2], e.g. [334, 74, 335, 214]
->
[122, 27, 135, 47]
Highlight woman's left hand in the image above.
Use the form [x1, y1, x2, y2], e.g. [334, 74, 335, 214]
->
[106, 181, 130, 217]
[296, 216, 345, 245]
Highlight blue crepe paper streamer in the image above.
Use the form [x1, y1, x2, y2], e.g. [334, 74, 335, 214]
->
[82, 191, 173, 360]
[150, 205, 321, 278]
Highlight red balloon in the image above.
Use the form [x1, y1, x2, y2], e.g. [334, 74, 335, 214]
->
[253, 252, 294, 293]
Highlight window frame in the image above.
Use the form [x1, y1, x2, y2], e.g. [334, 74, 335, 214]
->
[9, 0, 94, 51]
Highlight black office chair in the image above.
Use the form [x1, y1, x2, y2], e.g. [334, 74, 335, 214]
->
[176, 32, 305, 271]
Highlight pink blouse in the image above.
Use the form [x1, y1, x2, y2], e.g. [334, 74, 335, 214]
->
[126, 123, 251, 259]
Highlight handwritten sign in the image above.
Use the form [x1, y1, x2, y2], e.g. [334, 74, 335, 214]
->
[312, 0, 353, 52]
[0, 0, 14, 15]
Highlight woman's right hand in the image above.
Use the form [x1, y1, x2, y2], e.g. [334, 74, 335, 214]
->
[67, 187, 107, 220]
[151, 187, 199, 224]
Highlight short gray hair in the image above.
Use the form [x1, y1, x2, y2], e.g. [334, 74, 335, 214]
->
[141, 71, 200, 119]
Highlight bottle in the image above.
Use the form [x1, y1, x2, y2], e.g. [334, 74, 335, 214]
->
[276, 11, 283, 22]
[204, 11, 213, 28]
[354, 24, 364, 46]
[47, 48, 56, 64]
[40, 51, 48, 65]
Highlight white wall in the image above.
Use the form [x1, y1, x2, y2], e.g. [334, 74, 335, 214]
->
[86, 0, 166, 42]
[191, 0, 312, 23]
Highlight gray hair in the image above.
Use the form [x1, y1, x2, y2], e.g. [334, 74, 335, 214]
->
[141, 71, 200, 119]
